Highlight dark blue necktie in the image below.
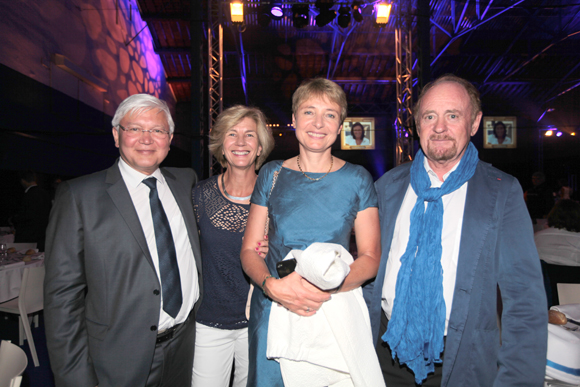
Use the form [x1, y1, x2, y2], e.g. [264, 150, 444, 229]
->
[143, 177, 182, 318]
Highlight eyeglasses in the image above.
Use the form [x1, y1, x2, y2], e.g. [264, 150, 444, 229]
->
[118, 124, 170, 138]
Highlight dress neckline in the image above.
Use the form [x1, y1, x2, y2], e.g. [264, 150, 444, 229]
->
[214, 175, 251, 206]
[281, 160, 348, 175]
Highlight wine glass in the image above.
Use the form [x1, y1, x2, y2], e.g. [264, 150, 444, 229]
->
[0, 243, 6, 269]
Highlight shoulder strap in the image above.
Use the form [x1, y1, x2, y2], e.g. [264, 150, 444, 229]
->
[264, 163, 283, 235]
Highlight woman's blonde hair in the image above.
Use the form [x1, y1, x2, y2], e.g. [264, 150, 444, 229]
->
[292, 78, 348, 124]
[209, 105, 275, 169]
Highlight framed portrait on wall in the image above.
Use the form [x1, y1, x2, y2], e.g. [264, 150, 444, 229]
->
[483, 116, 517, 149]
[341, 118, 376, 150]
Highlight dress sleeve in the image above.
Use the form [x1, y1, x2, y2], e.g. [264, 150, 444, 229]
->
[251, 161, 282, 207]
[357, 166, 378, 212]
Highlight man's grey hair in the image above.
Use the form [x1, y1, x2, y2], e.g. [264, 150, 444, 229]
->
[111, 94, 174, 134]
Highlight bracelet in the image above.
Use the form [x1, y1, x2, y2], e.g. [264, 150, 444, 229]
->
[261, 275, 273, 295]
[333, 280, 344, 294]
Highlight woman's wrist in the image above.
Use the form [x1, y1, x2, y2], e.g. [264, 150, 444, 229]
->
[261, 274, 273, 296]
[332, 279, 345, 294]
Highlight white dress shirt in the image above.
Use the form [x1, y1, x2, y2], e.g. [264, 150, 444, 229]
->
[535, 227, 580, 266]
[382, 158, 467, 334]
[118, 158, 199, 330]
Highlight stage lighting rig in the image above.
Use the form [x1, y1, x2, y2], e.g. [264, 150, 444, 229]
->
[352, 2, 363, 22]
[270, 3, 284, 20]
[292, 4, 309, 28]
[230, 1, 244, 24]
[337, 6, 351, 28]
[258, 5, 272, 27]
[315, 1, 336, 27]
[375, 2, 392, 25]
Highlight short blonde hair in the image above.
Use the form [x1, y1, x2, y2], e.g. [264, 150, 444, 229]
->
[292, 78, 348, 124]
[209, 105, 274, 169]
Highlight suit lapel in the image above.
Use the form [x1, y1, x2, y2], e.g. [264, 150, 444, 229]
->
[105, 163, 156, 270]
[442, 162, 500, 384]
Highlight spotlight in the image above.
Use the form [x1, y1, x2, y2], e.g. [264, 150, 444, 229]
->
[556, 131, 563, 137]
[292, 4, 309, 28]
[352, 2, 363, 23]
[375, 2, 391, 25]
[315, 1, 336, 27]
[545, 130, 553, 137]
[258, 5, 272, 27]
[337, 6, 351, 28]
[230, 1, 244, 24]
[270, 4, 284, 20]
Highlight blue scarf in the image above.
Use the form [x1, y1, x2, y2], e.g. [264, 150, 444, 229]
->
[382, 142, 479, 384]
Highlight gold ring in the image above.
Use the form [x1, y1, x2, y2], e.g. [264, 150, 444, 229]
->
[306, 307, 311, 312]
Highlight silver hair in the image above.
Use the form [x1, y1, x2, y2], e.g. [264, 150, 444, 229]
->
[111, 94, 174, 134]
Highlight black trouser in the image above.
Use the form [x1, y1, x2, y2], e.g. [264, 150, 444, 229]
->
[375, 311, 444, 387]
[145, 312, 196, 387]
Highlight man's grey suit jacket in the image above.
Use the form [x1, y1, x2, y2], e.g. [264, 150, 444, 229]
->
[44, 162, 202, 387]
[368, 159, 548, 386]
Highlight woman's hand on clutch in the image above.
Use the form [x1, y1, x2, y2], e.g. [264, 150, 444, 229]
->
[265, 271, 330, 316]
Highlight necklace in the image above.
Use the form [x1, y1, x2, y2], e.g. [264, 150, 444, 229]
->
[221, 173, 252, 201]
[297, 155, 334, 181]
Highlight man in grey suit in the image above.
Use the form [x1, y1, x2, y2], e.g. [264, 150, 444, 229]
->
[367, 75, 547, 386]
[44, 94, 202, 387]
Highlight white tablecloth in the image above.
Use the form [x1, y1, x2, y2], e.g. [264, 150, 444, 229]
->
[0, 257, 44, 303]
[0, 233, 15, 243]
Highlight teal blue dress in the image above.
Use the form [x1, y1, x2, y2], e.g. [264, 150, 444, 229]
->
[247, 160, 378, 386]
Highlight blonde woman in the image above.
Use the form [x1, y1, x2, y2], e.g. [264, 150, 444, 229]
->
[241, 79, 381, 386]
[192, 105, 274, 387]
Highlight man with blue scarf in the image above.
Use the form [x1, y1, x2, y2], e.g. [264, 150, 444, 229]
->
[367, 74, 547, 386]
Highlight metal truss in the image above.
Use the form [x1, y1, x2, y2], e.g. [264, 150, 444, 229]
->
[208, 0, 224, 177]
[394, 0, 414, 166]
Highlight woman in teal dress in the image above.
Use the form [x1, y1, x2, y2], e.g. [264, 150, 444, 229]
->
[240, 78, 381, 386]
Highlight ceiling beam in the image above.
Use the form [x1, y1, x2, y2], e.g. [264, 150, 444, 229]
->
[333, 78, 396, 84]
[140, 12, 188, 22]
[155, 47, 191, 54]
[432, 0, 527, 66]
[167, 77, 191, 83]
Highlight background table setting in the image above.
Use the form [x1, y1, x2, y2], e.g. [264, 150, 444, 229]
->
[546, 303, 580, 386]
[0, 245, 44, 303]
[0, 226, 15, 244]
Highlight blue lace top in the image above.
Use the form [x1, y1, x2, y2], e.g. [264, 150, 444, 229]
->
[192, 175, 250, 329]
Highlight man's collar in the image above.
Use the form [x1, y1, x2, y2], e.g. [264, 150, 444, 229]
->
[117, 158, 165, 188]
[423, 157, 461, 183]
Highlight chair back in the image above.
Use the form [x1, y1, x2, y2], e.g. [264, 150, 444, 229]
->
[18, 266, 45, 315]
[557, 283, 580, 305]
[5, 243, 37, 252]
[0, 340, 27, 387]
